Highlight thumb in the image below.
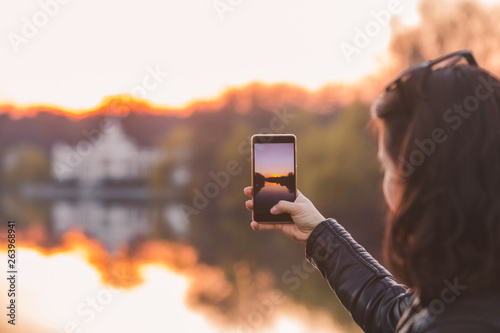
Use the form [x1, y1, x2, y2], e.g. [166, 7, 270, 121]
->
[271, 200, 297, 215]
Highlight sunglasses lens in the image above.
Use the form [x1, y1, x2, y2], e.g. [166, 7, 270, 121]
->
[431, 54, 467, 70]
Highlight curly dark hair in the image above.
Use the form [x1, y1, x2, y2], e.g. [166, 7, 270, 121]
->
[372, 64, 500, 305]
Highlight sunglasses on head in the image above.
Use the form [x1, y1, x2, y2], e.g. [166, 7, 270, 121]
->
[385, 50, 478, 93]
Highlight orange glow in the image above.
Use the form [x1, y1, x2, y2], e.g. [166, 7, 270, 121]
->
[264, 173, 288, 178]
[0, 80, 381, 120]
[0, 227, 352, 332]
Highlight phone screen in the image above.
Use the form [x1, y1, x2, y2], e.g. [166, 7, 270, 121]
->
[252, 135, 296, 222]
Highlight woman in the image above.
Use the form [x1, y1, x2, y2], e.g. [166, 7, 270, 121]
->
[244, 50, 500, 332]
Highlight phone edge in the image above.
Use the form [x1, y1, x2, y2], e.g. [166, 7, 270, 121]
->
[251, 134, 297, 224]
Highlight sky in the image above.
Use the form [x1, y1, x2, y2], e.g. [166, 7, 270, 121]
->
[1, 0, 494, 111]
[254, 143, 295, 177]
[0, 0, 424, 110]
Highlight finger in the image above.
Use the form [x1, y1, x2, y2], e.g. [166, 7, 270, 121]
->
[251, 222, 284, 231]
[271, 200, 297, 215]
[296, 190, 308, 201]
[245, 200, 253, 210]
[295, 190, 311, 204]
[244, 186, 253, 197]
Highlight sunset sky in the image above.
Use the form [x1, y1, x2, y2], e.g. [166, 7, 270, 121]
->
[0, 0, 422, 111]
[254, 143, 295, 178]
[0, 0, 496, 111]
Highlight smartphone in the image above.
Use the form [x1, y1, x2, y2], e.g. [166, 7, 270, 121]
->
[251, 134, 297, 223]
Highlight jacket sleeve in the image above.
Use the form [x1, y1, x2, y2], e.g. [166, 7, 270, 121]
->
[305, 218, 412, 333]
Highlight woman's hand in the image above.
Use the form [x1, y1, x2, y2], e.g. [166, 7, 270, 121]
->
[244, 186, 326, 244]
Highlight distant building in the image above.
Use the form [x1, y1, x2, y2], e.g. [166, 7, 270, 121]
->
[49, 118, 193, 245]
[51, 119, 160, 183]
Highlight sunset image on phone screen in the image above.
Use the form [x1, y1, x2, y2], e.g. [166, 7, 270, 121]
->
[253, 142, 296, 222]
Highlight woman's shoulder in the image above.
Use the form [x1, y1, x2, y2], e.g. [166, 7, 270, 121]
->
[398, 291, 500, 333]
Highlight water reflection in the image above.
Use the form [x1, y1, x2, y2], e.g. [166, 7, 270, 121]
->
[52, 200, 151, 250]
[253, 172, 295, 196]
[254, 173, 295, 221]
[1, 196, 190, 252]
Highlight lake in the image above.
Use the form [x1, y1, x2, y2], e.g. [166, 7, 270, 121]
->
[254, 181, 295, 221]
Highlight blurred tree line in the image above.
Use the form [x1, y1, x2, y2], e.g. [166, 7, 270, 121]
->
[0, 102, 386, 326]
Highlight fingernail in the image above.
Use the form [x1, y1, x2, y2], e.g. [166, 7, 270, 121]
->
[270, 206, 276, 214]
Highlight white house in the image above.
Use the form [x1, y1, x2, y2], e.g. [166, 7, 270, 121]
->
[51, 119, 160, 183]
[50, 118, 193, 242]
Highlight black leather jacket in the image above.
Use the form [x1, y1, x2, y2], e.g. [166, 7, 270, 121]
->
[305, 219, 500, 333]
